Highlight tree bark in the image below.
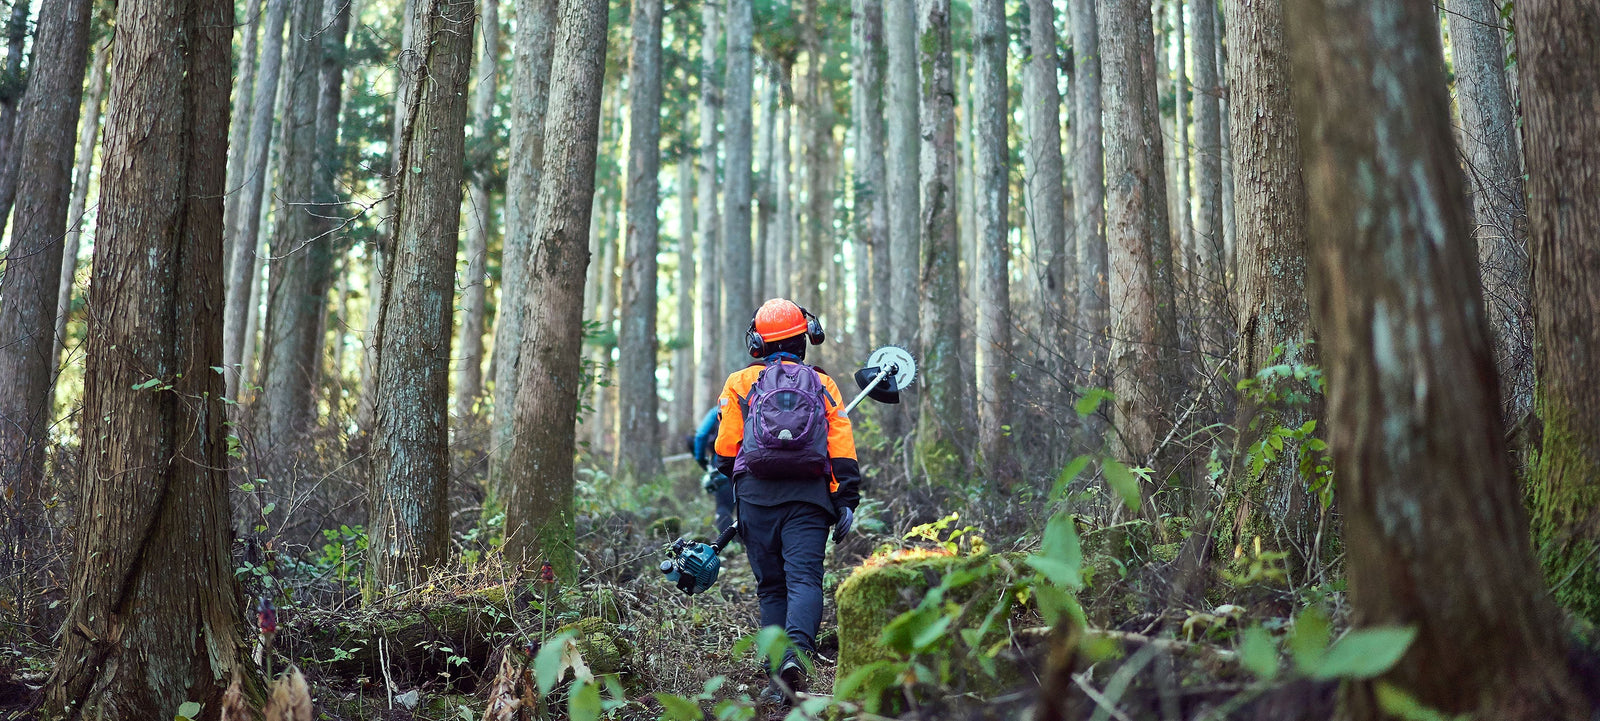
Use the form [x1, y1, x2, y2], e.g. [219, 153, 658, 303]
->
[1192, 0, 1226, 357]
[53, 40, 111, 370]
[692, 0, 722, 415]
[1222, 0, 1319, 574]
[1446, 0, 1531, 422]
[753, 66, 774, 303]
[1520, 0, 1600, 627]
[366, 0, 475, 593]
[773, 68, 792, 300]
[1101, 0, 1177, 475]
[885, 0, 919, 359]
[43, 0, 254, 708]
[501, 0, 608, 579]
[455, 0, 501, 420]
[1024, 0, 1068, 356]
[672, 155, 695, 437]
[720, 0, 753, 370]
[256, 0, 329, 450]
[915, 0, 970, 471]
[0, 0, 95, 522]
[223, 0, 263, 269]
[1172, 0, 1192, 278]
[972, 0, 1011, 474]
[1285, 0, 1592, 715]
[487, 0, 557, 486]
[0, 0, 31, 237]
[851, 0, 887, 351]
[1072, 0, 1108, 392]
[617, 0, 662, 480]
[223, 0, 288, 399]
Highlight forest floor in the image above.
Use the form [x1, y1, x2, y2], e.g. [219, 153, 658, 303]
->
[0, 435, 1368, 721]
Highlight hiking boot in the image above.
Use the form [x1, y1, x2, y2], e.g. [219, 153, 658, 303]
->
[757, 677, 787, 708]
[777, 657, 808, 695]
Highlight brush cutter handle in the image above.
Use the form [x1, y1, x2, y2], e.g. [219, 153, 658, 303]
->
[841, 366, 894, 417]
[711, 522, 740, 553]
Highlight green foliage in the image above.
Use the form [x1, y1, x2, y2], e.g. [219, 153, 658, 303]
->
[174, 701, 202, 721]
[1235, 606, 1417, 683]
[1235, 346, 1334, 508]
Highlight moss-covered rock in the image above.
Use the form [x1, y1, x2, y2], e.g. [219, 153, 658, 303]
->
[833, 550, 1034, 703]
[649, 515, 683, 539]
[556, 616, 635, 675]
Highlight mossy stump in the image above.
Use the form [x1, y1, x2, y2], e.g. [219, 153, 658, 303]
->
[833, 550, 1033, 703]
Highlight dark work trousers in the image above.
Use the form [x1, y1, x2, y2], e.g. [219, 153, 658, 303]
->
[739, 500, 831, 665]
[713, 482, 736, 535]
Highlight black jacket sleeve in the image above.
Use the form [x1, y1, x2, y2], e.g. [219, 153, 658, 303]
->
[830, 458, 862, 512]
[714, 452, 736, 483]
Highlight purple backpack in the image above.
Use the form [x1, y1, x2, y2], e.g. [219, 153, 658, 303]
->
[735, 360, 833, 480]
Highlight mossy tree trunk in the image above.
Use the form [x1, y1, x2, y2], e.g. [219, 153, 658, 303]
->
[1285, 0, 1592, 716]
[501, 0, 610, 581]
[915, 0, 972, 474]
[487, 0, 557, 489]
[366, 0, 475, 594]
[1519, 0, 1600, 626]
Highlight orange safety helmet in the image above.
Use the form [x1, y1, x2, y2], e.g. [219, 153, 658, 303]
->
[746, 298, 825, 357]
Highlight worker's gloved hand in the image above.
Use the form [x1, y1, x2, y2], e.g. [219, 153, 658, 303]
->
[701, 471, 717, 494]
[833, 507, 854, 543]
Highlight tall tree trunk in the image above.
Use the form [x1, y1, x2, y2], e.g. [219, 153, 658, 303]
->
[852, 0, 887, 350]
[720, 0, 753, 370]
[313, 0, 350, 375]
[692, 0, 722, 414]
[42, 0, 253, 708]
[802, 15, 831, 308]
[257, 0, 328, 450]
[0, 0, 31, 236]
[366, 0, 474, 593]
[1222, 0, 1318, 575]
[1520, 0, 1600, 626]
[1446, 0, 1531, 422]
[1216, 26, 1236, 269]
[618, 0, 662, 480]
[53, 40, 110, 369]
[915, 0, 970, 471]
[773, 73, 792, 300]
[223, 0, 263, 268]
[1072, 0, 1108, 392]
[501, 0, 608, 579]
[973, 0, 1011, 474]
[885, 0, 919, 359]
[223, 0, 288, 399]
[1192, 0, 1226, 357]
[754, 66, 774, 303]
[1172, 0, 1193, 276]
[1024, 0, 1068, 357]
[589, 218, 617, 451]
[1285, 0, 1592, 715]
[456, 0, 501, 420]
[0, 0, 95, 527]
[1101, 0, 1178, 476]
[487, 0, 557, 486]
[672, 155, 695, 437]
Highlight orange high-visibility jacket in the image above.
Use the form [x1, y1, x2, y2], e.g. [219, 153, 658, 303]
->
[713, 360, 857, 494]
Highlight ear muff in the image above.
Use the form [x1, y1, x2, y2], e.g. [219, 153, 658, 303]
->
[797, 306, 825, 346]
[746, 317, 766, 358]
